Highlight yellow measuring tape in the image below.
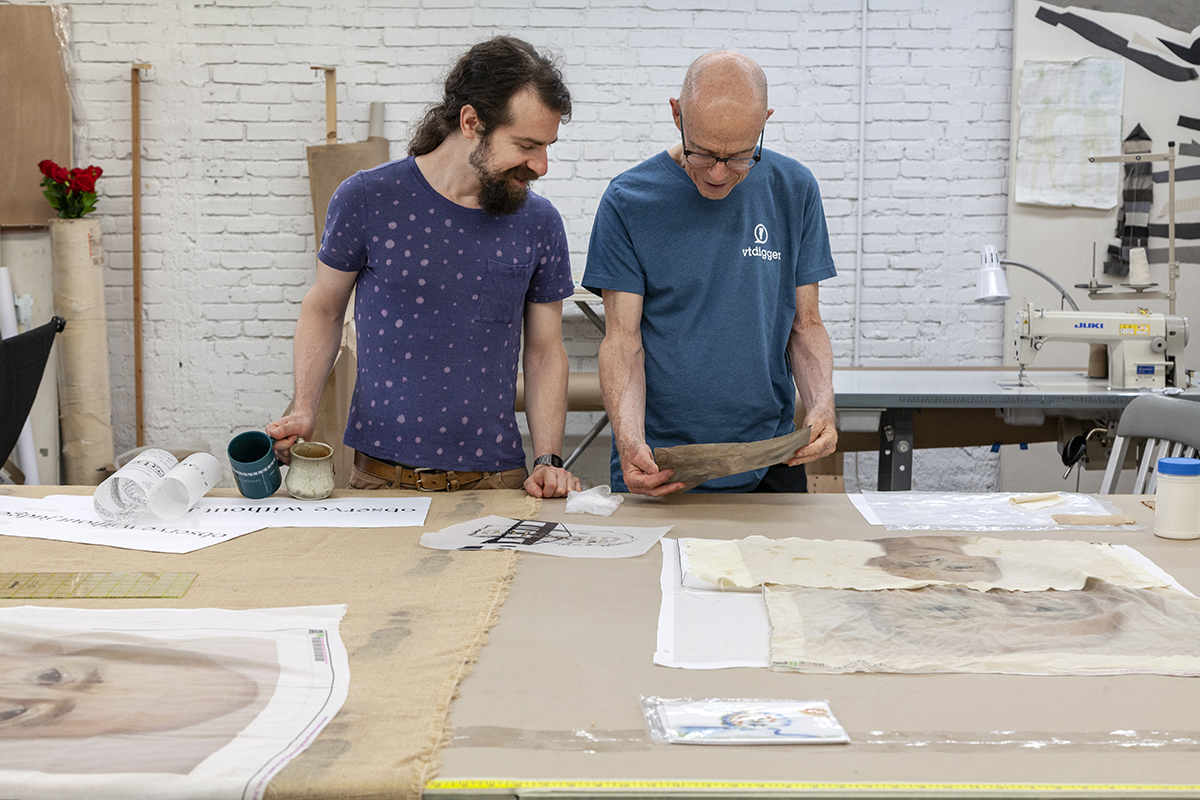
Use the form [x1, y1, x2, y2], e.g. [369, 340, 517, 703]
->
[426, 779, 1200, 793]
[0, 572, 197, 599]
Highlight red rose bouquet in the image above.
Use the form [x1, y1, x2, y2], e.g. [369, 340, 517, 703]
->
[38, 159, 103, 218]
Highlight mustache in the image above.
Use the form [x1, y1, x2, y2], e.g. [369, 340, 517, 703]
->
[506, 165, 539, 183]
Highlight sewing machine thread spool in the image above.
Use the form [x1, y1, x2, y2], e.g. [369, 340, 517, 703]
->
[1128, 247, 1152, 286]
[1154, 457, 1200, 540]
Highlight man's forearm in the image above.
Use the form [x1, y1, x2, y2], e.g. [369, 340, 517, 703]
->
[523, 342, 569, 458]
[290, 297, 347, 420]
[599, 331, 649, 456]
[789, 321, 835, 418]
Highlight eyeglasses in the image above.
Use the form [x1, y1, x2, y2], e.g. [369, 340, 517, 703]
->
[679, 111, 764, 171]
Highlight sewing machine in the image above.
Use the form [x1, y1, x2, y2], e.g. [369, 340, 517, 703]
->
[1014, 302, 1189, 388]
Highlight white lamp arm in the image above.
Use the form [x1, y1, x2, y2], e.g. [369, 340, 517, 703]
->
[999, 260, 1080, 311]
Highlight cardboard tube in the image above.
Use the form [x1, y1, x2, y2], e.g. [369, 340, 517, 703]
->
[50, 217, 114, 485]
[368, 102, 384, 139]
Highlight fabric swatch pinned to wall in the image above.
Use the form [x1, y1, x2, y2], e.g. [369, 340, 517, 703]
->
[1035, 5, 1199, 82]
[1104, 123, 1152, 277]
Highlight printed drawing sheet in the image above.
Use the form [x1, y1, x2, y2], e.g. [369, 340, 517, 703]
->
[766, 580, 1200, 676]
[1014, 57, 1123, 208]
[680, 535, 1164, 592]
[0, 495, 431, 554]
[421, 515, 672, 558]
[0, 605, 349, 800]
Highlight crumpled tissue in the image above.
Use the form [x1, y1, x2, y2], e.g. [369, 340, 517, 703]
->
[564, 485, 624, 516]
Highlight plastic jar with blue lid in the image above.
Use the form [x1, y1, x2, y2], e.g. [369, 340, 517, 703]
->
[1155, 457, 1200, 540]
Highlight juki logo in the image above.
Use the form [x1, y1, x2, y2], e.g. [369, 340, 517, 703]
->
[743, 223, 782, 261]
[1074, 322, 1103, 329]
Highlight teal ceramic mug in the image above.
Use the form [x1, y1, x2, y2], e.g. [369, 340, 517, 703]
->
[227, 430, 282, 499]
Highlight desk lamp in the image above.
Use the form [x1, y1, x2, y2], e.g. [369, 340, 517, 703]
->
[974, 245, 1080, 310]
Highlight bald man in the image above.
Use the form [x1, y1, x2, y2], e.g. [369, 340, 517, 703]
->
[582, 51, 838, 495]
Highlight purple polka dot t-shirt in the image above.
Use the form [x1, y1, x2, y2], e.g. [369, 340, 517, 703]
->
[318, 157, 573, 472]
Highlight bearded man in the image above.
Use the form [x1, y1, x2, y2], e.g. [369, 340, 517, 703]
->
[268, 36, 580, 497]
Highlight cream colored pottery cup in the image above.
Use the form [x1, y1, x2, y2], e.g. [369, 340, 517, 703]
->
[285, 440, 335, 500]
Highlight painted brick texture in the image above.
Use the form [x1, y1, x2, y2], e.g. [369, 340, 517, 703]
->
[28, 0, 1013, 489]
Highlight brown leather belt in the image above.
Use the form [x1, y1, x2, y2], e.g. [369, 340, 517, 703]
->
[353, 451, 486, 492]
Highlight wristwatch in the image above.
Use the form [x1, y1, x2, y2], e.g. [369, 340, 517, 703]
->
[533, 454, 564, 469]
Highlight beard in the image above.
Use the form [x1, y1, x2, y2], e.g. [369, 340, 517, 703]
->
[469, 138, 539, 216]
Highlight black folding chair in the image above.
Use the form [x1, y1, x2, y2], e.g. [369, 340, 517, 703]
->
[1, 316, 66, 471]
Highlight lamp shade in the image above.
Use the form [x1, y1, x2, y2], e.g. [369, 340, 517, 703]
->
[974, 245, 1010, 304]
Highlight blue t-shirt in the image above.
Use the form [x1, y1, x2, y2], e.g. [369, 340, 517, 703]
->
[582, 149, 836, 492]
[319, 157, 573, 471]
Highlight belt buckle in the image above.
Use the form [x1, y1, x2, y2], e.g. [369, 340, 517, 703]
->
[413, 467, 454, 492]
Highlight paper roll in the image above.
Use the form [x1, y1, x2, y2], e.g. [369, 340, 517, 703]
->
[1128, 247, 1151, 285]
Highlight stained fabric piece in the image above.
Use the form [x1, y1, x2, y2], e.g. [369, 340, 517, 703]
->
[653, 427, 811, 493]
[1105, 124, 1152, 278]
[1035, 6, 1199, 82]
[681, 535, 1164, 593]
[0, 316, 64, 466]
[1160, 36, 1200, 66]
[766, 579, 1200, 675]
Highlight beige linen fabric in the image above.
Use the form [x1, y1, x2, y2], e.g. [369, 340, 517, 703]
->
[653, 428, 811, 492]
[765, 579, 1200, 675]
[0, 486, 538, 800]
[682, 535, 1164, 592]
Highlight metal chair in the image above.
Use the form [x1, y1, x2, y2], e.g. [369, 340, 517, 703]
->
[1099, 393, 1200, 494]
[1, 316, 66, 471]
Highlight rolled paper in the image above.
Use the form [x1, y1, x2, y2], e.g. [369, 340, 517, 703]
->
[1128, 247, 1152, 285]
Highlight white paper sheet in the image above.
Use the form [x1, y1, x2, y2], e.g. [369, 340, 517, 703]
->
[851, 491, 1140, 531]
[0, 605, 348, 800]
[422, 515, 671, 558]
[655, 539, 770, 669]
[0, 495, 431, 554]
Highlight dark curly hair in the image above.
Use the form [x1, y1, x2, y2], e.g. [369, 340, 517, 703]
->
[408, 36, 572, 157]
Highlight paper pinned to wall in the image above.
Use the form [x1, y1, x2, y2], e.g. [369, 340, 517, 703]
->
[1015, 57, 1124, 208]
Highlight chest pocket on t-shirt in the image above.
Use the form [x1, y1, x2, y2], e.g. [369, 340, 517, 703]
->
[474, 259, 536, 325]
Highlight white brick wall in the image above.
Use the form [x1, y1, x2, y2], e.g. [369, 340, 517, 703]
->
[16, 0, 1017, 490]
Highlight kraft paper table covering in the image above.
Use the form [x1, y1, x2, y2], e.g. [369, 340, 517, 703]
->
[434, 494, 1200, 794]
[0, 486, 538, 800]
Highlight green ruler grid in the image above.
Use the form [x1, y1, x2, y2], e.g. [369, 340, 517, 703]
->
[0, 572, 197, 599]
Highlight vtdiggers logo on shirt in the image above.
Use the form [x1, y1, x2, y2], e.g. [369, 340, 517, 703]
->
[743, 223, 782, 261]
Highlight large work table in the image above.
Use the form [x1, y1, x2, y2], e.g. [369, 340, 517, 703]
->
[433, 492, 1200, 799]
[2, 487, 1198, 799]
